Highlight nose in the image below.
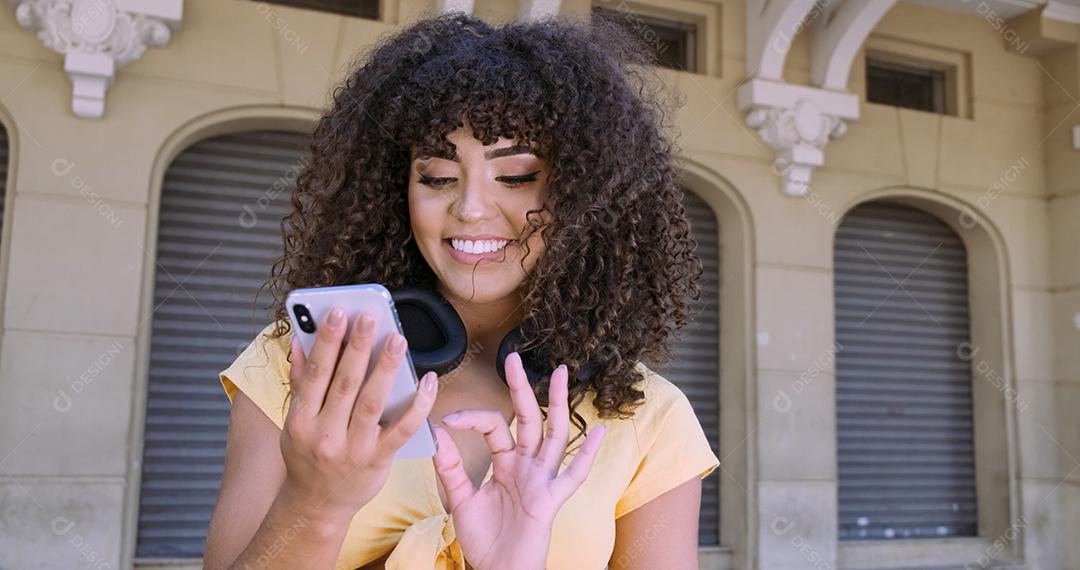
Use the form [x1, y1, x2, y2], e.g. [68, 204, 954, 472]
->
[451, 177, 496, 223]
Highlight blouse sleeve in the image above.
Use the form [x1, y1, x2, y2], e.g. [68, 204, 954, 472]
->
[219, 322, 294, 430]
[614, 366, 720, 518]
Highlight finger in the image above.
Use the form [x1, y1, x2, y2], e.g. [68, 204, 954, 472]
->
[373, 371, 438, 459]
[288, 334, 306, 382]
[551, 424, 606, 500]
[348, 333, 409, 433]
[431, 425, 477, 511]
[441, 409, 515, 474]
[537, 364, 570, 470]
[294, 307, 347, 419]
[505, 352, 543, 457]
[320, 313, 376, 427]
[286, 335, 311, 419]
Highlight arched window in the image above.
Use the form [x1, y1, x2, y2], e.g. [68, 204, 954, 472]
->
[834, 200, 977, 540]
[136, 130, 309, 558]
[647, 188, 721, 545]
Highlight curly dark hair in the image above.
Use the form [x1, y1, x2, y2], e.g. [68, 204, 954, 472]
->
[266, 11, 702, 429]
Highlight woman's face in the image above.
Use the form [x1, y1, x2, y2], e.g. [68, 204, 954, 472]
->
[408, 126, 550, 304]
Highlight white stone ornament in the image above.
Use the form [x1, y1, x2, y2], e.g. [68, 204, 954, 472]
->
[741, 0, 892, 198]
[9, 0, 182, 118]
[745, 99, 848, 196]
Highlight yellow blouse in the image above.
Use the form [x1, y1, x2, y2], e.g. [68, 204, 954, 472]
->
[219, 323, 720, 570]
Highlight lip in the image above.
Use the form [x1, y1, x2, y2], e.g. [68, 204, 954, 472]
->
[446, 234, 514, 241]
[443, 236, 515, 264]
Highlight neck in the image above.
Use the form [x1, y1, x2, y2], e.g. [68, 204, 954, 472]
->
[437, 283, 525, 359]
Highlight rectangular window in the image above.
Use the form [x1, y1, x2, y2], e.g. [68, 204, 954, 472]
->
[257, 0, 379, 20]
[866, 57, 947, 114]
[592, 6, 698, 73]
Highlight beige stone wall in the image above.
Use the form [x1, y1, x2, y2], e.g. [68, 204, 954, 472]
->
[0, 1, 1075, 568]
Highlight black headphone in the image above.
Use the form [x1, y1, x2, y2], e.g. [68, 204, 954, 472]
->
[390, 286, 601, 388]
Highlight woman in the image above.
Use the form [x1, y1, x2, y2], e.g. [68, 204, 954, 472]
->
[205, 11, 719, 570]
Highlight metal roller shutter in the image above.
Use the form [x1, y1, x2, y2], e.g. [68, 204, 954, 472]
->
[834, 201, 977, 540]
[646, 189, 721, 545]
[136, 131, 309, 558]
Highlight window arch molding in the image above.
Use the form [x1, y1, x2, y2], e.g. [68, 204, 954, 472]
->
[831, 187, 1020, 568]
[122, 105, 318, 567]
[679, 159, 756, 570]
[0, 104, 19, 343]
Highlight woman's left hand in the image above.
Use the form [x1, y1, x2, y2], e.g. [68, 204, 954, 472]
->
[432, 352, 607, 570]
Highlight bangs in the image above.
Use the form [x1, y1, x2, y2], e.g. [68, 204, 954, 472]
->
[395, 32, 556, 160]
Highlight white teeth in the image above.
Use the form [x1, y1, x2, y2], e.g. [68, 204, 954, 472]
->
[451, 238, 509, 254]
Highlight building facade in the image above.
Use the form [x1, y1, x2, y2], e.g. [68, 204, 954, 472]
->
[0, 0, 1077, 568]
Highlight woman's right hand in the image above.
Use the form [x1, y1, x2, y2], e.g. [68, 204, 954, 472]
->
[277, 306, 438, 525]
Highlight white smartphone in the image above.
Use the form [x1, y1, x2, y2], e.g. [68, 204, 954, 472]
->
[285, 283, 437, 459]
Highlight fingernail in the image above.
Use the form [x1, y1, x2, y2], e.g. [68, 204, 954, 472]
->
[388, 334, 407, 356]
[357, 314, 374, 335]
[422, 372, 437, 393]
[328, 307, 344, 326]
[443, 411, 462, 422]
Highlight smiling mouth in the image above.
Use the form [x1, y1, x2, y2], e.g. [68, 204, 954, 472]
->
[447, 238, 512, 254]
[442, 238, 517, 262]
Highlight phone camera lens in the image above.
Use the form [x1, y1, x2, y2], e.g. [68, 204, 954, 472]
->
[293, 304, 317, 334]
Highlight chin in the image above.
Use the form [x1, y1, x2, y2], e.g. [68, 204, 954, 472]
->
[439, 275, 521, 303]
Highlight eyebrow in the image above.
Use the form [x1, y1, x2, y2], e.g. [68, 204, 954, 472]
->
[484, 145, 536, 160]
[416, 144, 537, 163]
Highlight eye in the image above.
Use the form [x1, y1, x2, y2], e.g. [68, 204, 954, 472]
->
[496, 170, 542, 188]
[418, 174, 456, 188]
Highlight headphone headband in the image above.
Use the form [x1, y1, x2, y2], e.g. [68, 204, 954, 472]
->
[391, 285, 600, 387]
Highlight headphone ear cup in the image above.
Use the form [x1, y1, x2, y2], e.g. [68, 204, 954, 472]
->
[391, 286, 468, 377]
[496, 327, 549, 387]
[497, 328, 606, 389]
